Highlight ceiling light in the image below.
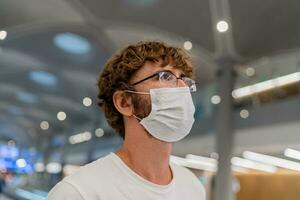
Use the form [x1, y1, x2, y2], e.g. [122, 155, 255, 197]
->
[173, 155, 246, 173]
[231, 157, 277, 173]
[185, 154, 217, 165]
[46, 162, 62, 174]
[40, 121, 49, 130]
[0, 30, 7, 40]
[232, 72, 300, 99]
[95, 128, 104, 137]
[240, 109, 249, 119]
[284, 148, 300, 161]
[246, 67, 255, 77]
[170, 155, 217, 172]
[29, 71, 57, 87]
[54, 32, 91, 54]
[210, 152, 219, 160]
[211, 95, 221, 105]
[34, 162, 45, 172]
[83, 97, 92, 107]
[216, 21, 229, 32]
[232, 166, 249, 173]
[16, 91, 38, 104]
[69, 131, 92, 144]
[57, 111, 66, 121]
[243, 151, 300, 171]
[183, 41, 193, 50]
[16, 158, 27, 168]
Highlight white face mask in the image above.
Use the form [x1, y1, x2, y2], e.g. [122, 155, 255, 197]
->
[131, 87, 195, 142]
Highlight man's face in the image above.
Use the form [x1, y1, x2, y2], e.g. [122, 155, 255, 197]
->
[129, 60, 186, 119]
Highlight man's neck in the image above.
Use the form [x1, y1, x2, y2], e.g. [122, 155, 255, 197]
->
[115, 131, 173, 185]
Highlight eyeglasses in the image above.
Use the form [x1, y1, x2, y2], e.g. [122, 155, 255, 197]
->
[131, 70, 197, 92]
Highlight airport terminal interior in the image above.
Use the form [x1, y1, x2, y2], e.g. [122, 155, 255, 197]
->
[0, 0, 300, 199]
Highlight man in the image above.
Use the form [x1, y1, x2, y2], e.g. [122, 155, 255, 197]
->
[47, 41, 205, 199]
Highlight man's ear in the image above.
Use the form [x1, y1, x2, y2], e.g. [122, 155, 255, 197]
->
[113, 91, 133, 117]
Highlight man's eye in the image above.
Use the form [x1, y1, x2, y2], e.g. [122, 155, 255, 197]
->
[154, 74, 160, 80]
[160, 72, 174, 81]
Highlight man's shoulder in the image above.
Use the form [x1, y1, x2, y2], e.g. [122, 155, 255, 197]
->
[47, 153, 116, 200]
[64, 153, 114, 184]
[47, 180, 84, 200]
[47, 153, 122, 199]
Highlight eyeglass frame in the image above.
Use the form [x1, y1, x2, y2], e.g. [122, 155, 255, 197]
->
[130, 70, 197, 92]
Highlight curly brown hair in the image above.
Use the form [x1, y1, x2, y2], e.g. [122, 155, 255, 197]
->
[97, 41, 194, 139]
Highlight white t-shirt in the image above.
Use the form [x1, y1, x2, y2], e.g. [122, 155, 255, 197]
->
[47, 153, 205, 200]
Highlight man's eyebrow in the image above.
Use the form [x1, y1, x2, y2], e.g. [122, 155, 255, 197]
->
[157, 69, 171, 73]
[169, 66, 186, 77]
[174, 70, 186, 77]
[156, 68, 186, 77]
[151, 69, 171, 75]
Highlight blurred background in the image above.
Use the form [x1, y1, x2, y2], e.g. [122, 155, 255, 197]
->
[0, 0, 300, 200]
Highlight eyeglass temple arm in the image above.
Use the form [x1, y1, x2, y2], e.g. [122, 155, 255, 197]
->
[131, 73, 158, 86]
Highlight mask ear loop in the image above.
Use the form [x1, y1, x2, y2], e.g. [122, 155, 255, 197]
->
[119, 82, 150, 122]
[132, 114, 142, 121]
[125, 91, 150, 122]
[128, 91, 146, 122]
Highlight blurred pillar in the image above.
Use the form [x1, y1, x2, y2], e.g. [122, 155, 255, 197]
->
[214, 57, 236, 200]
[209, 0, 238, 199]
[86, 116, 101, 162]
